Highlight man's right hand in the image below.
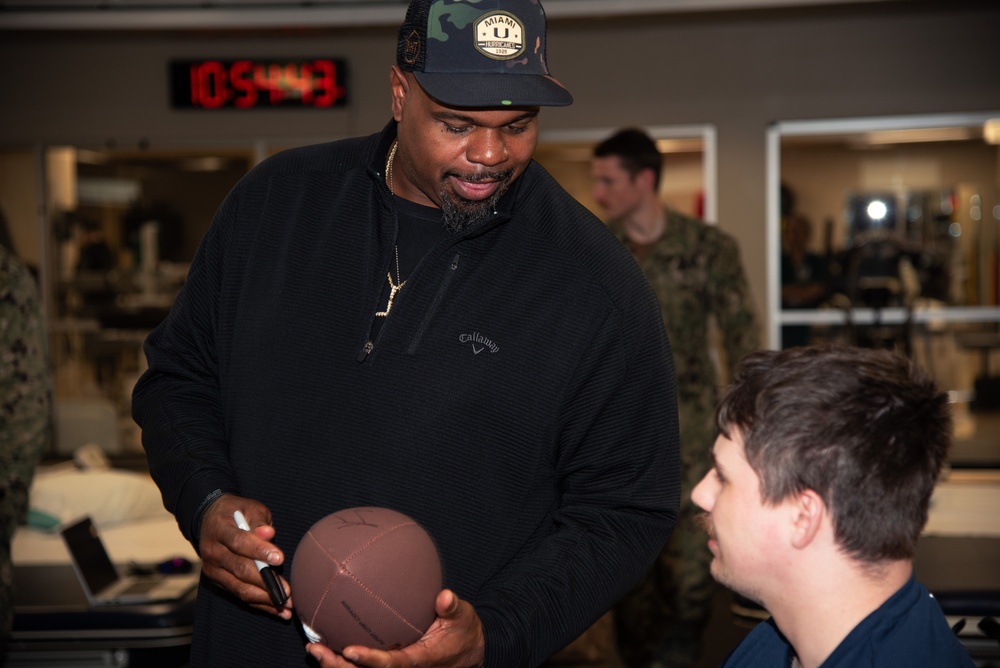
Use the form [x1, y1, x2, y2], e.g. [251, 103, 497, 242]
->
[198, 493, 294, 619]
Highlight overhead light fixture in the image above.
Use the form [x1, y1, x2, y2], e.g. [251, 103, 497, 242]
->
[655, 138, 704, 154]
[862, 127, 975, 145]
[866, 200, 888, 221]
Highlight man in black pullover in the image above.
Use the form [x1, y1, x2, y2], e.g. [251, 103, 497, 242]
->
[132, 0, 680, 665]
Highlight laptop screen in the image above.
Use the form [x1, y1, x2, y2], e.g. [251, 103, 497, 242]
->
[61, 516, 120, 596]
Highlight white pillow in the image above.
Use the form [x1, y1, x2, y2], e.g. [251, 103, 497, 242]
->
[29, 468, 167, 531]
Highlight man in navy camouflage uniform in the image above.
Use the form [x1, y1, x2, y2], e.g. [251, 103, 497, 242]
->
[593, 128, 760, 667]
[0, 231, 52, 660]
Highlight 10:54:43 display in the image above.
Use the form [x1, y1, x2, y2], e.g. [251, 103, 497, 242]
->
[170, 58, 348, 109]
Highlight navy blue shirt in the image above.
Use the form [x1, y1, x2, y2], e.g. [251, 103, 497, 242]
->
[722, 575, 974, 667]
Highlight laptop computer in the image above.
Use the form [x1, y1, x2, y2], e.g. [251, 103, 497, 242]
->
[60, 515, 200, 606]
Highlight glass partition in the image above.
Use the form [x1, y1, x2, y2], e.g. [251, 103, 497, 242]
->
[33, 146, 253, 458]
[766, 112, 1000, 468]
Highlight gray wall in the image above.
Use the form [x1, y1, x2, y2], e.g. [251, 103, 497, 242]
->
[3, 1, 999, 329]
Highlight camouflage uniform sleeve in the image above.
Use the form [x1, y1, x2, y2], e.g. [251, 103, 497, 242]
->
[0, 245, 53, 642]
[0, 246, 51, 518]
[706, 228, 760, 375]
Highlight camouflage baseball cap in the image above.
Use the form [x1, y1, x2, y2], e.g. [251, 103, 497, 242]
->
[396, 0, 573, 108]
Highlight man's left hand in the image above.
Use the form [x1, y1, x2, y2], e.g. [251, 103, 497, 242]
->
[305, 589, 484, 667]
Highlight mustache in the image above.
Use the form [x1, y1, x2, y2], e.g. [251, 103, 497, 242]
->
[695, 512, 714, 537]
[446, 169, 514, 184]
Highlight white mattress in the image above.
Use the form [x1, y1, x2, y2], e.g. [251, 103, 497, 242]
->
[14, 463, 200, 567]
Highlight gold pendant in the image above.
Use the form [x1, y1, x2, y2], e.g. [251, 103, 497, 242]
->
[376, 272, 405, 317]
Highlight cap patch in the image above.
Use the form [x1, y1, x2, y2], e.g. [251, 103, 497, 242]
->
[475, 11, 526, 60]
[403, 29, 421, 65]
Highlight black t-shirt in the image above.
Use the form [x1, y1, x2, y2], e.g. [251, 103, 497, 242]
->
[393, 195, 450, 280]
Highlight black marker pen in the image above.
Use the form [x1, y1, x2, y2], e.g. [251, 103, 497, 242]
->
[233, 510, 288, 607]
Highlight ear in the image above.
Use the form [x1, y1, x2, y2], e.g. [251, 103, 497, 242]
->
[390, 66, 408, 122]
[789, 489, 825, 550]
[638, 167, 657, 194]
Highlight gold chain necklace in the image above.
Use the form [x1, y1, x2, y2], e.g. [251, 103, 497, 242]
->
[386, 140, 398, 195]
[376, 141, 404, 318]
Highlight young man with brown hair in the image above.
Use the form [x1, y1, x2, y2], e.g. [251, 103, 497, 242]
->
[694, 345, 973, 667]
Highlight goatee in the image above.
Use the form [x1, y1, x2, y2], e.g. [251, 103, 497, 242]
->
[439, 170, 513, 233]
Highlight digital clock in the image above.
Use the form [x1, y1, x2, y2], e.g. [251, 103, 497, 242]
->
[170, 58, 348, 109]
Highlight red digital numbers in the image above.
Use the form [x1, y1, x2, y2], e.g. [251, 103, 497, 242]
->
[312, 59, 340, 107]
[175, 59, 347, 110]
[189, 60, 228, 109]
[230, 60, 257, 108]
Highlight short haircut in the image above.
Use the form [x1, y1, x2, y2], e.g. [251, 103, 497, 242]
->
[593, 128, 662, 189]
[716, 345, 951, 563]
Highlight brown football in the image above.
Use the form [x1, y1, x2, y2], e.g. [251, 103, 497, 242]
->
[291, 507, 442, 653]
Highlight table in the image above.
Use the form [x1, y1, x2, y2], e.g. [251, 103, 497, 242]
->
[8, 564, 196, 667]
